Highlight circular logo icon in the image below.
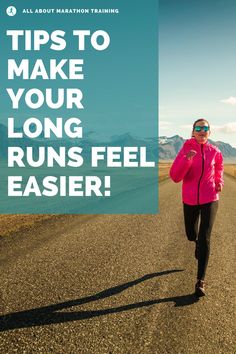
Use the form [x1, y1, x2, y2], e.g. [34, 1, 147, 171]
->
[6, 6, 17, 16]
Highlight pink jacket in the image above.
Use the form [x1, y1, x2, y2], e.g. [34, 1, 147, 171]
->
[169, 138, 224, 205]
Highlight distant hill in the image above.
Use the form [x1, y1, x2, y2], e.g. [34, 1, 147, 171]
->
[158, 135, 185, 160]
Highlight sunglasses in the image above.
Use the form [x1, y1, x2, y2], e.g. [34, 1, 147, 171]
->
[194, 126, 210, 132]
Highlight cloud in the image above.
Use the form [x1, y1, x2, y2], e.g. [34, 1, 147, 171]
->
[211, 122, 236, 134]
[221, 96, 236, 105]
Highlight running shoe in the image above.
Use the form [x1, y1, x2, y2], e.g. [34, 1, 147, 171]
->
[195, 280, 206, 297]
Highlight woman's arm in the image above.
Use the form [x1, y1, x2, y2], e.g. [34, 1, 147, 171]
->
[215, 151, 224, 191]
[169, 146, 194, 183]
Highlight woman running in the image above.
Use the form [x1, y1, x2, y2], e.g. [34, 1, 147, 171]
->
[169, 119, 224, 297]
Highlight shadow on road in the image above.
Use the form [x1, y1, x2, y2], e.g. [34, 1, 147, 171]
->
[0, 269, 198, 331]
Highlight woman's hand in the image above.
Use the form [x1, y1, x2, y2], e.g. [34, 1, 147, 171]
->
[215, 183, 223, 192]
[186, 150, 197, 160]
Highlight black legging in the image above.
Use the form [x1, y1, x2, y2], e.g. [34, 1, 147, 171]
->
[183, 201, 218, 280]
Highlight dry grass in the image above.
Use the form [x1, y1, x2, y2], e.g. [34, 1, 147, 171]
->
[0, 163, 171, 237]
[0, 162, 234, 237]
[0, 215, 55, 237]
[224, 164, 236, 178]
[159, 161, 172, 181]
[159, 162, 236, 180]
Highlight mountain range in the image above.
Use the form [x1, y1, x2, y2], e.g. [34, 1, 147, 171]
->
[158, 135, 236, 161]
[0, 123, 236, 162]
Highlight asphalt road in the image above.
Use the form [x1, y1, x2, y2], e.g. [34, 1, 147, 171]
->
[0, 175, 235, 353]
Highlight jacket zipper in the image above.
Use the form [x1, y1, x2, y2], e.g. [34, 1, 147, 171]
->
[197, 144, 204, 205]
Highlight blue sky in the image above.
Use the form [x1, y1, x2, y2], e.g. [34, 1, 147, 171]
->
[159, 0, 236, 147]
